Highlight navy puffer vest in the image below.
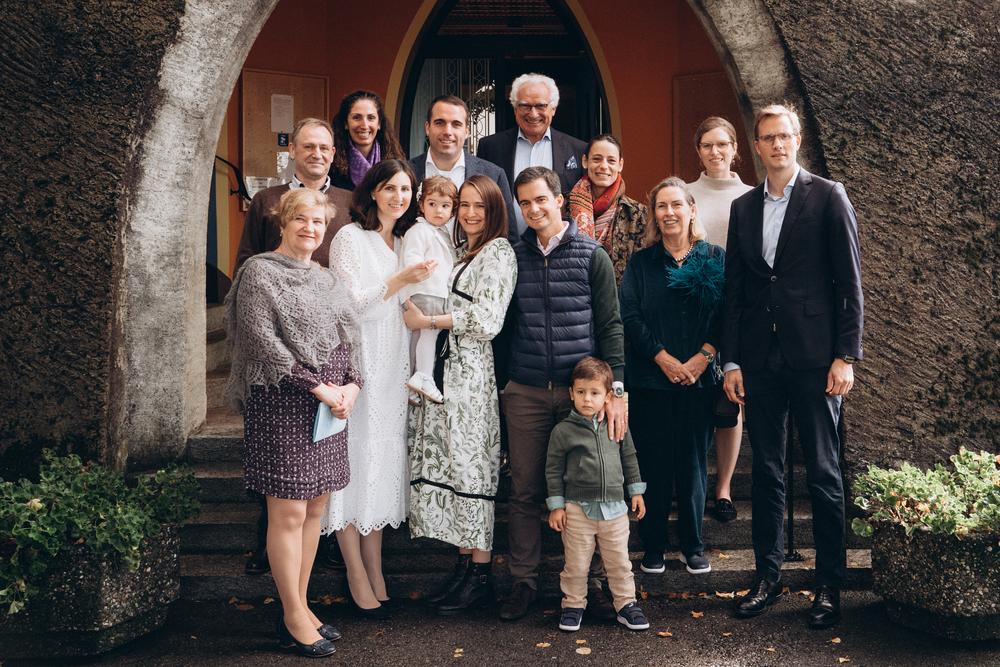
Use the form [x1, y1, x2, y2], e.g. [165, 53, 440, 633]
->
[509, 222, 599, 388]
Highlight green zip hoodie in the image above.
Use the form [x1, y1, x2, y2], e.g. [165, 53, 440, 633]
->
[545, 411, 643, 503]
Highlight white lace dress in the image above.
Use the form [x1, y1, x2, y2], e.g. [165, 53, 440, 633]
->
[322, 223, 410, 535]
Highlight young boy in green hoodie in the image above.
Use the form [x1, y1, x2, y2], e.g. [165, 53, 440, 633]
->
[546, 356, 649, 632]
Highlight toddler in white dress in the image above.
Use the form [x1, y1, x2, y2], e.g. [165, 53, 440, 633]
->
[400, 175, 458, 403]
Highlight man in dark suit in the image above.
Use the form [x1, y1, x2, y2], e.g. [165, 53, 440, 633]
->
[476, 73, 586, 237]
[721, 104, 863, 629]
[409, 95, 517, 242]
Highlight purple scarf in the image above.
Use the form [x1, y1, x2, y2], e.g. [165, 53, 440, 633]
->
[348, 140, 381, 187]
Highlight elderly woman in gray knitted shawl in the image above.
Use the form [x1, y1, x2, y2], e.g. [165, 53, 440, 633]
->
[225, 188, 359, 658]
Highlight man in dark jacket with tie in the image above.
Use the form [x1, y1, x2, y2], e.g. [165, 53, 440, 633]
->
[721, 103, 863, 629]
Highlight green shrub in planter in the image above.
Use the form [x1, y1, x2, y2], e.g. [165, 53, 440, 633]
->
[0, 450, 200, 657]
[852, 448, 1000, 640]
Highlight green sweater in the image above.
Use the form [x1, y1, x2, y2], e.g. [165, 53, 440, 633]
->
[545, 411, 643, 503]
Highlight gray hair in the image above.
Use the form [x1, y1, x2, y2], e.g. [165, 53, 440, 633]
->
[509, 73, 560, 108]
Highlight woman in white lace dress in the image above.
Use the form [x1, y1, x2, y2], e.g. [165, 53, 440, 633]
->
[323, 159, 436, 617]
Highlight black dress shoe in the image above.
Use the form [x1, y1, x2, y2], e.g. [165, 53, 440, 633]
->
[437, 563, 493, 616]
[277, 621, 337, 657]
[318, 534, 346, 570]
[428, 555, 472, 604]
[348, 595, 391, 620]
[245, 548, 270, 576]
[808, 586, 841, 629]
[712, 498, 738, 523]
[498, 582, 537, 621]
[317, 623, 342, 641]
[734, 578, 785, 618]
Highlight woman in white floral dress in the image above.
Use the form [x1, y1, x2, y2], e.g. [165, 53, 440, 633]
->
[403, 175, 517, 616]
[323, 159, 436, 618]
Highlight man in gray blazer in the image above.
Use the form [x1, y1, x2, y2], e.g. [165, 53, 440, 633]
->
[476, 73, 587, 236]
[410, 95, 517, 243]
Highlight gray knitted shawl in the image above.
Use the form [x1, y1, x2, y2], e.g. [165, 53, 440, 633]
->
[224, 251, 356, 412]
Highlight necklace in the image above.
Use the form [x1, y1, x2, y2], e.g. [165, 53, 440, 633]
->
[670, 243, 694, 265]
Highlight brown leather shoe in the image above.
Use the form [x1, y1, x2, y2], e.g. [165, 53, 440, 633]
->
[499, 582, 536, 621]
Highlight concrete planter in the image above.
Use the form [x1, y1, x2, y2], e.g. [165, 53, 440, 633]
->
[872, 523, 1000, 641]
[0, 526, 180, 659]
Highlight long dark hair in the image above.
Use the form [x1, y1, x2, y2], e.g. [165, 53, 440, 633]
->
[350, 159, 418, 238]
[455, 175, 509, 263]
[331, 90, 406, 177]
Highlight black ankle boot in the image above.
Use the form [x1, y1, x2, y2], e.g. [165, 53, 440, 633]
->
[437, 562, 492, 616]
[428, 555, 472, 604]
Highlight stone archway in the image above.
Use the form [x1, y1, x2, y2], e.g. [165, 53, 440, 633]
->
[111, 0, 807, 469]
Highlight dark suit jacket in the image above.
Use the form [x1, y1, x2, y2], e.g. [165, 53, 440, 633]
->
[475, 126, 587, 197]
[409, 150, 519, 245]
[721, 168, 863, 372]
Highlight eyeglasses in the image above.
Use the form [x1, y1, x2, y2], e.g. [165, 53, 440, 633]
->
[756, 132, 798, 145]
[698, 141, 733, 152]
[516, 102, 550, 112]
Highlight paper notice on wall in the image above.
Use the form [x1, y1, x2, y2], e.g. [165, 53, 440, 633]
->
[270, 94, 294, 134]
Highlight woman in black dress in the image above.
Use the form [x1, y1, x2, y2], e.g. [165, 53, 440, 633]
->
[226, 188, 360, 658]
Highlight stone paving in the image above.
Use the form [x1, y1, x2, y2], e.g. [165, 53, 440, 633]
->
[9, 592, 999, 666]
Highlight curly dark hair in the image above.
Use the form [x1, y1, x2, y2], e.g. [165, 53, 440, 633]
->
[331, 90, 406, 180]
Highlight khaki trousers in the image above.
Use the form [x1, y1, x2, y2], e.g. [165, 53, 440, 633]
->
[560, 503, 635, 611]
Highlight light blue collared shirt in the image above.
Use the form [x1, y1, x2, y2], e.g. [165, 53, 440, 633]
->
[511, 128, 554, 236]
[546, 412, 647, 521]
[723, 165, 800, 374]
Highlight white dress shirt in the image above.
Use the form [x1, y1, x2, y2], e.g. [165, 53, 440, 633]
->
[425, 151, 467, 192]
[512, 128, 554, 236]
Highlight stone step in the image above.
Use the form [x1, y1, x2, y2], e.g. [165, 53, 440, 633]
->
[206, 328, 229, 374]
[191, 460, 814, 504]
[206, 303, 226, 334]
[179, 549, 872, 601]
[206, 368, 229, 411]
[181, 501, 869, 555]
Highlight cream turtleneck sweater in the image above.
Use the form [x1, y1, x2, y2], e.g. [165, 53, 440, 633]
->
[687, 171, 754, 247]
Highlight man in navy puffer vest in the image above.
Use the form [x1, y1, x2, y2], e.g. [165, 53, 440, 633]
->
[498, 166, 626, 622]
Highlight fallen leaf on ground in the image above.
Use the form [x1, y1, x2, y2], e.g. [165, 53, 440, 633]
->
[837, 658, 851, 664]
[766, 647, 777, 653]
[576, 639, 587, 644]
[782, 586, 791, 594]
[680, 591, 692, 600]
[716, 551, 732, 559]
[234, 603, 254, 611]
[409, 591, 422, 600]
[690, 611, 705, 618]
[453, 648, 464, 653]
[831, 637, 842, 644]
[576, 647, 592, 655]
[317, 594, 337, 605]
[656, 631, 673, 638]
[263, 597, 275, 605]
[640, 590, 649, 600]
[189, 635, 198, 640]
[542, 609, 558, 616]
[535, 642, 551, 648]
[722, 632, 733, 637]
[698, 592, 709, 599]
[227, 596, 238, 605]
[715, 591, 735, 599]
[736, 589, 751, 596]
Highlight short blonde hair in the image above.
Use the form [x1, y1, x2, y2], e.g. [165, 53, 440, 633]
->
[753, 103, 801, 139]
[643, 177, 706, 248]
[274, 188, 336, 229]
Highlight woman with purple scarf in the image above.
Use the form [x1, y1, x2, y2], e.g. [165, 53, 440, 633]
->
[330, 90, 407, 191]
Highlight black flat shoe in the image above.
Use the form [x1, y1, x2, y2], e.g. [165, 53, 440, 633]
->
[808, 586, 841, 629]
[378, 597, 402, 612]
[712, 498, 738, 523]
[244, 548, 270, 576]
[317, 623, 342, 641]
[348, 595, 391, 620]
[277, 622, 337, 657]
[734, 578, 785, 618]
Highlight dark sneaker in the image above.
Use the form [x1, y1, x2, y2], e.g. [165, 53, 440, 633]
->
[680, 552, 712, 574]
[616, 602, 650, 631]
[640, 551, 666, 574]
[559, 607, 584, 632]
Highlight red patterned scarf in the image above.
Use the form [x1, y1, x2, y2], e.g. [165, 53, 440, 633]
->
[569, 174, 624, 248]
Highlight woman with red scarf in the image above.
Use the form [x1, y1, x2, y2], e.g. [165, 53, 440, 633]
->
[567, 134, 648, 284]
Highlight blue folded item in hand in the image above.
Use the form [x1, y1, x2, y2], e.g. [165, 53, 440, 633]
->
[313, 403, 347, 442]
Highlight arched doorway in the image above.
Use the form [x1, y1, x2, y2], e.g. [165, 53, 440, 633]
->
[115, 0, 812, 467]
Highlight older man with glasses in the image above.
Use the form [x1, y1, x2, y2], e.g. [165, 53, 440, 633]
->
[477, 73, 587, 237]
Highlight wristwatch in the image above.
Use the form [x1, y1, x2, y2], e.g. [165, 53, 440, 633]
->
[840, 355, 857, 364]
[611, 381, 625, 398]
[698, 347, 716, 363]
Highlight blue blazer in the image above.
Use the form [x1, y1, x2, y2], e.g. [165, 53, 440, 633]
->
[721, 168, 864, 371]
[409, 151, 518, 245]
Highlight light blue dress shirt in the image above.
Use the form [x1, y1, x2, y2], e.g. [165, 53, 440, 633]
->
[723, 165, 800, 374]
[511, 128, 554, 236]
[546, 412, 647, 521]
